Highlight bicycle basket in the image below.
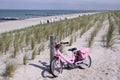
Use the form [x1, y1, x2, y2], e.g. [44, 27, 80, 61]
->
[77, 48, 89, 59]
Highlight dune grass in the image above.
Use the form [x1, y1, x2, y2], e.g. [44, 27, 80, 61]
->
[69, 36, 74, 46]
[23, 54, 28, 65]
[13, 43, 19, 58]
[79, 15, 97, 37]
[32, 49, 36, 60]
[105, 13, 115, 48]
[31, 37, 35, 50]
[0, 36, 3, 55]
[79, 14, 102, 38]
[37, 46, 42, 55]
[4, 61, 17, 77]
[0, 13, 98, 56]
[88, 14, 105, 47]
[37, 43, 45, 55]
[0, 11, 119, 57]
[112, 11, 120, 35]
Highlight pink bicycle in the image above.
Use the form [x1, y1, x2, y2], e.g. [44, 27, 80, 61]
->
[50, 42, 92, 77]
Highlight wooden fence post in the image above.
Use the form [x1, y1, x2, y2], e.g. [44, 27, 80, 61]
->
[50, 35, 54, 64]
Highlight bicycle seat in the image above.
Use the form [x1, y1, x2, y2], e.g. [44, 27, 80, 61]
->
[68, 47, 77, 51]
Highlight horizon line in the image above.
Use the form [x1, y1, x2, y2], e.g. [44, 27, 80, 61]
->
[0, 8, 119, 11]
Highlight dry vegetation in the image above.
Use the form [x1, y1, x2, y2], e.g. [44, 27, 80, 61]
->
[88, 13, 105, 47]
[0, 13, 100, 57]
[4, 61, 17, 77]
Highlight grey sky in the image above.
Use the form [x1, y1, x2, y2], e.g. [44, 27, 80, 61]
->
[0, 0, 120, 10]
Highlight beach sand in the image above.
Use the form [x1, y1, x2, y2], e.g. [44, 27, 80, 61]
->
[7, 18, 120, 80]
[0, 12, 120, 80]
[0, 12, 96, 34]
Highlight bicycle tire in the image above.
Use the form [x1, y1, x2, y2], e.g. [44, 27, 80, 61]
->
[50, 57, 63, 77]
[79, 55, 92, 69]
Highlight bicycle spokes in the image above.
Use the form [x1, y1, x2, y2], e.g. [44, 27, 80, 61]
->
[50, 57, 63, 77]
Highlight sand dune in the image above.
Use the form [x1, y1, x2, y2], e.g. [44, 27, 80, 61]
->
[0, 12, 120, 80]
[8, 18, 120, 80]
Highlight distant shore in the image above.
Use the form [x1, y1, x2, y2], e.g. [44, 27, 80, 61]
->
[0, 9, 101, 23]
[0, 12, 98, 34]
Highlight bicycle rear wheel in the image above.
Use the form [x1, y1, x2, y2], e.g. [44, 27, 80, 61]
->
[50, 57, 63, 77]
[79, 55, 92, 69]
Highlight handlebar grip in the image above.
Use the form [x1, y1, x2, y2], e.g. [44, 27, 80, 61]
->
[60, 42, 69, 44]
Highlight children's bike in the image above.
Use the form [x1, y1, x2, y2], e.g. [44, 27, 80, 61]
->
[50, 42, 92, 77]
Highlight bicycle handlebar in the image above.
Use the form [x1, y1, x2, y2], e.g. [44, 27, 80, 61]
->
[55, 42, 69, 49]
[60, 42, 69, 44]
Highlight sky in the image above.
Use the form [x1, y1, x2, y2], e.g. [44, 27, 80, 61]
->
[0, 0, 120, 10]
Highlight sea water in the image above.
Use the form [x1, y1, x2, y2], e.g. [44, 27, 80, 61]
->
[0, 9, 99, 22]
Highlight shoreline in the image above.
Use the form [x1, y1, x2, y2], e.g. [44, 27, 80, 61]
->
[0, 12, 99, 34]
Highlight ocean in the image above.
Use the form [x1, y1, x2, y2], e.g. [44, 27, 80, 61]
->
[0, 9, 99, 22]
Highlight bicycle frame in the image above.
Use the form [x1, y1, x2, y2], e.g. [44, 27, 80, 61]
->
[54, 49, 75, 64]
[53, 42, 89, 65]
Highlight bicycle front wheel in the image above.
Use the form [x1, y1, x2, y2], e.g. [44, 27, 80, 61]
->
[50, 57, 63, 77]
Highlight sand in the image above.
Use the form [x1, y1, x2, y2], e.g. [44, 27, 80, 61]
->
[8, 18, 120, 80]
[0, 12, 96, 34]
[0, 12, 120, 80]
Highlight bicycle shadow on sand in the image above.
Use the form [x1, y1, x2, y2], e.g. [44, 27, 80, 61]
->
[29, 60, 81, 79]
[29, 60, 55, 78]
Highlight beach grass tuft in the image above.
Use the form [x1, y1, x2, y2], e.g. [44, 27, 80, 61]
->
[32, 49, 36, 60]
[69, 36, 73, 46]
[4, 61, 17, 77]
[23, 54, 28, 65]
[88, 14, 104, 47]
[105, 14, 115, 48]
